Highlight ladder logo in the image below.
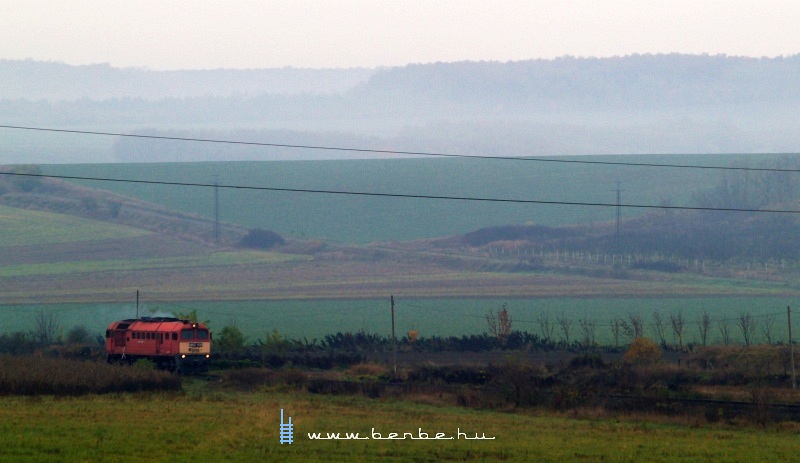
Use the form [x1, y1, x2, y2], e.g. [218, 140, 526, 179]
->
[279, 409, 294, 445]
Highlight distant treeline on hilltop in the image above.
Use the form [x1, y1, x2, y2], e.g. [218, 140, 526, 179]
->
[360, 54, 800, 109]
[3, 54, 799, 105]
[0, 60, 373, 100]
[2, 54, 799, 163]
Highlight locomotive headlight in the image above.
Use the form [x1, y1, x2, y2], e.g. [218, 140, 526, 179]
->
[181, 354, 186, 359]
[205, 354, 210, 358]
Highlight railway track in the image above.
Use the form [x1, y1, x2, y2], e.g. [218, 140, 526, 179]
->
[298, 378, 800, 421]
[605, 394, 800, 421]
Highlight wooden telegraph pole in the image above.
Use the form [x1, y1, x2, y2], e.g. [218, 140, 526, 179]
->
[213, 174, 220, 244]
[789, 306, 796, 390]
[391, 295, 397, 378]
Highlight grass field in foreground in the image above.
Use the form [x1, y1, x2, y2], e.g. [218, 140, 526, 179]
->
[0, 389, 798, 462]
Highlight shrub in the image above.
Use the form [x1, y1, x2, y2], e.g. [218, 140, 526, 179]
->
[0, 355, 180, 395]
[624, 337, 661, 365]
[222, 368, 275, 390]
[238, 228, 285, 249]
[7, 165, 43, 192]
[216, 326, 247, 355]
[346, 362, 388, 379]
[133, 358, 156, 370]
[490, 360, 549, 407]
[0, 331, 38, 355]
[65, 325, 92, 345]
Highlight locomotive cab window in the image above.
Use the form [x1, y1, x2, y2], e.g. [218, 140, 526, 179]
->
[181, 329, 195, 340]
[197, 330, 209, 340]
[172, 332, 177, 341]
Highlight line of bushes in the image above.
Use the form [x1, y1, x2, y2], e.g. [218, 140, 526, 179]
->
[276, 348, 797, 424]
[215, 328, 602, 358]
[0, 354, 181, 395]
[211, 352, 366, 370]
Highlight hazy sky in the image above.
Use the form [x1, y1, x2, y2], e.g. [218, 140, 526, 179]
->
[1, 0, 798, 70]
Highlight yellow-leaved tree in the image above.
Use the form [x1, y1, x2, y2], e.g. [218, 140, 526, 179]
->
[624, 337, 661, 365]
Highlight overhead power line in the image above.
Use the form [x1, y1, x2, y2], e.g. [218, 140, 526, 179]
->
[2, 124, 800, 173]
[3, 170, 800, 214]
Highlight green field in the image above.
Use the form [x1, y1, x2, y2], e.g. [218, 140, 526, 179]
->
[1, 155, 798, 348]
[1, 390, 798, 462]
[0, 251, 307, 278]
[43, 153, 791, 243]
[3, 296, 796, 347]
[0, 205, 149, 247]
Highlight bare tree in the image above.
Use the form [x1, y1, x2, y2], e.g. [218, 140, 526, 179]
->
[610, 315, 623, 348]
[718, 318, 732, 346]
[487, 303, 512, 343]
[9, 164, 44, 193]
[34, 309, 61, 347]
[620, 313, 645, 343]
[738, 313, 756, 346]
[760, 314, 775, 345]
[486, 308, 498, 338]
[695, 158, 800, 213]
[696, 310, 712, 347]
[651, 309, 668, 347]
[557, 314, 572, 345]
[536, 310, 555, 343]
[670, 310, 686, 351]
[578, 316, 596, 348]
[693, 170, 763, 210]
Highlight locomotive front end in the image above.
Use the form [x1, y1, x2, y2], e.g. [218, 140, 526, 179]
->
[177, 322, 211, 374]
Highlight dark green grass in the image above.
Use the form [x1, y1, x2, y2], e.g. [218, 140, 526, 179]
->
[43, 153, 787, 243]
[3, 296, 794, 347]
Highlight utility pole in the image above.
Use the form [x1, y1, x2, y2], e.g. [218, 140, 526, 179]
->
[213, 174, 220, 245]
[789, 306, 796, 390]
[136, 289, 139, 319]
[391, 295, 397, 378]
[612, 181, 625, 251]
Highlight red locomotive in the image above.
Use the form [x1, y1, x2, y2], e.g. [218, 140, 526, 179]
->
[105, 317, 211, 373]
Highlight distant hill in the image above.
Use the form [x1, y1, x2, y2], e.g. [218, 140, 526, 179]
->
[0, 60, 373, 100]
[0, 165, 249, 246]
[354, 54, 800, 111]
[2, 54, 799, 163]
[43, 153, 800, 244]
[453, 207, 800, 263]
[11, 154, 800, 261]
[6, 54, 798, 106]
